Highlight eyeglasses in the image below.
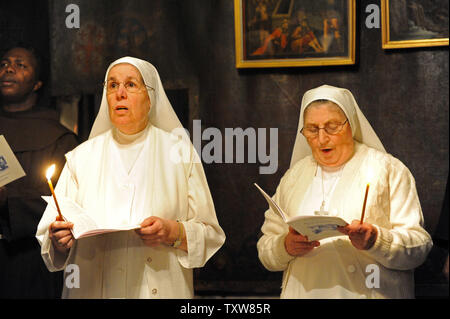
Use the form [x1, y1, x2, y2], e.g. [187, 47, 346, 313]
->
[301, 119, 348, 138]
[103, 80, 154, 94]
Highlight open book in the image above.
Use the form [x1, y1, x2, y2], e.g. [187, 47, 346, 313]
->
[42, 196, 140, 239]
[254, 183, 348, 241]
[0, 135, 26, 187]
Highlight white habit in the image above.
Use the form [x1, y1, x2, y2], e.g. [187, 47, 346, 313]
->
[257, 142, 432, 298]
[257, 85, 432, 298]
[36, 56, 225, 298]
[36, 124, 225, 298]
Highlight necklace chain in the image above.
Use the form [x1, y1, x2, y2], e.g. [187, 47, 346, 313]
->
[320, 165, 344, 212]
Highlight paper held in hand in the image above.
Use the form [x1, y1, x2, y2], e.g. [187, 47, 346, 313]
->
[254, 183, 348, 241]
[42, 196, 140, 239]
[0, 135, 26, 187]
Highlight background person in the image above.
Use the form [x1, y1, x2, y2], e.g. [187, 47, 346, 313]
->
[0, 45, 78, 298]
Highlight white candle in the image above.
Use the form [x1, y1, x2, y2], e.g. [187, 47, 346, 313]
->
[360, 168, 374, 224]
[46, 164, 63, 220]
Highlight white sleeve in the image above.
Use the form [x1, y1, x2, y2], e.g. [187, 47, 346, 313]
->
[176, 161, 226, 268]
[363, 159, 433, 270]
[257, 174, 296, 272]
[35, 159, 78, 272]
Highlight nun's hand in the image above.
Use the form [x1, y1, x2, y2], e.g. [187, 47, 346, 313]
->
[337, 220, 378, 250]
[284, 226, 320, 257]
[136, 216, 181, 248]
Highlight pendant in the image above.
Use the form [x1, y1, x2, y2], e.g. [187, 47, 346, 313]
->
[315, 201, 329, 216]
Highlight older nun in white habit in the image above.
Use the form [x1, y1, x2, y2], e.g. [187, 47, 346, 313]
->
[36, 57, 225, 298]
[257, 85, 432, 298]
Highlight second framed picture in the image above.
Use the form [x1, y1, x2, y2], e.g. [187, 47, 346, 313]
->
[234, 0, 356, 68]
[381, 0, 449, 49]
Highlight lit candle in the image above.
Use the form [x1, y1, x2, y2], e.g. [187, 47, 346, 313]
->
[360, 168, 373, 224]
[46, 164, 63, 220]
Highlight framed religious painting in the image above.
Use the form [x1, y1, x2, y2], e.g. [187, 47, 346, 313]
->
[381, 0, 449, 49]
[234, 0, 356, 68]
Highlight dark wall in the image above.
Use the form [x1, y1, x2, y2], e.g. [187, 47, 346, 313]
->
[0, 0, 51, 105]
[47, 0, 198, 139]
[49, 0, 194, 96]
[0, 0, 49, 64]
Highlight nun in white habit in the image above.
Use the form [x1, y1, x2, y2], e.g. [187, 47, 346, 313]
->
[36, 57, 225, 298]
[257, 85, 432, 298]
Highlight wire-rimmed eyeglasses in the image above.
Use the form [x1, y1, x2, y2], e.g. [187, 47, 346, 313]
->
[301, 119, 348, 138]
[103, 80, 154, 94]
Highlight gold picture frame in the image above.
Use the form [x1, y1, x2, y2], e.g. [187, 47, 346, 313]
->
[234, 0, 356, 68]
[381, 0, 449, 49]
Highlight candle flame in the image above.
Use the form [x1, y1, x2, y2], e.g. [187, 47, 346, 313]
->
[46, 164, 55, 180]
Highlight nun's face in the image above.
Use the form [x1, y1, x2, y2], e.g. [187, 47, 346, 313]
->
[106, 63, 150, 134]
[303, 102, 354, 168]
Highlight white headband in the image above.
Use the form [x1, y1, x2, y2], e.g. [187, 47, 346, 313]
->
[290, 84, 385, 167]
[89, 56, 184, 139]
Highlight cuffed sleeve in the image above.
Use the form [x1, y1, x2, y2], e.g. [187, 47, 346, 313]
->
[257, 179, 296, 271]
[36, 162, 78, 272]
[39, 228, 73, 272]
[176, 161, 225, 269]
[363, 159, 433, 270]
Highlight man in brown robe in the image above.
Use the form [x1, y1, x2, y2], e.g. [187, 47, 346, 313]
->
[0, 45, 79, 298]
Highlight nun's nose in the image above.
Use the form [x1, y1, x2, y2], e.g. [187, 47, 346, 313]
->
[115, 83, 127, 99]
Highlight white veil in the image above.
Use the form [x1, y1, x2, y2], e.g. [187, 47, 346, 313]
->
[290, 84, 386, 167]
[89, 56, 185, 139]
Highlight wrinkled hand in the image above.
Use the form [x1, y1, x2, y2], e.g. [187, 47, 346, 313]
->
[337, 220, 378, 250]
[285, 226, 320, 257]
[49, 216, 74, 254]
[135, 216, 178, 248]
[0, 186, 6, 206]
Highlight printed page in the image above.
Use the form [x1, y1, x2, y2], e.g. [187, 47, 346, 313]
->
[42, 196, 140, 239]
[254, 183, 348, 241]
[77, 224, 141, 239]
[288, 215, 348, 241]
[42, 196, 98, 238]
[0, 135, 26, 187]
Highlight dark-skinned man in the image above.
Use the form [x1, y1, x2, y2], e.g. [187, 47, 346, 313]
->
[0, 45, 78, 298]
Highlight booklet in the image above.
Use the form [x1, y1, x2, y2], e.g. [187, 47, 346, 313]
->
[42, 196, 140, 239]
[254, 183, 348, 241]
[0, 135, 26, 187]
